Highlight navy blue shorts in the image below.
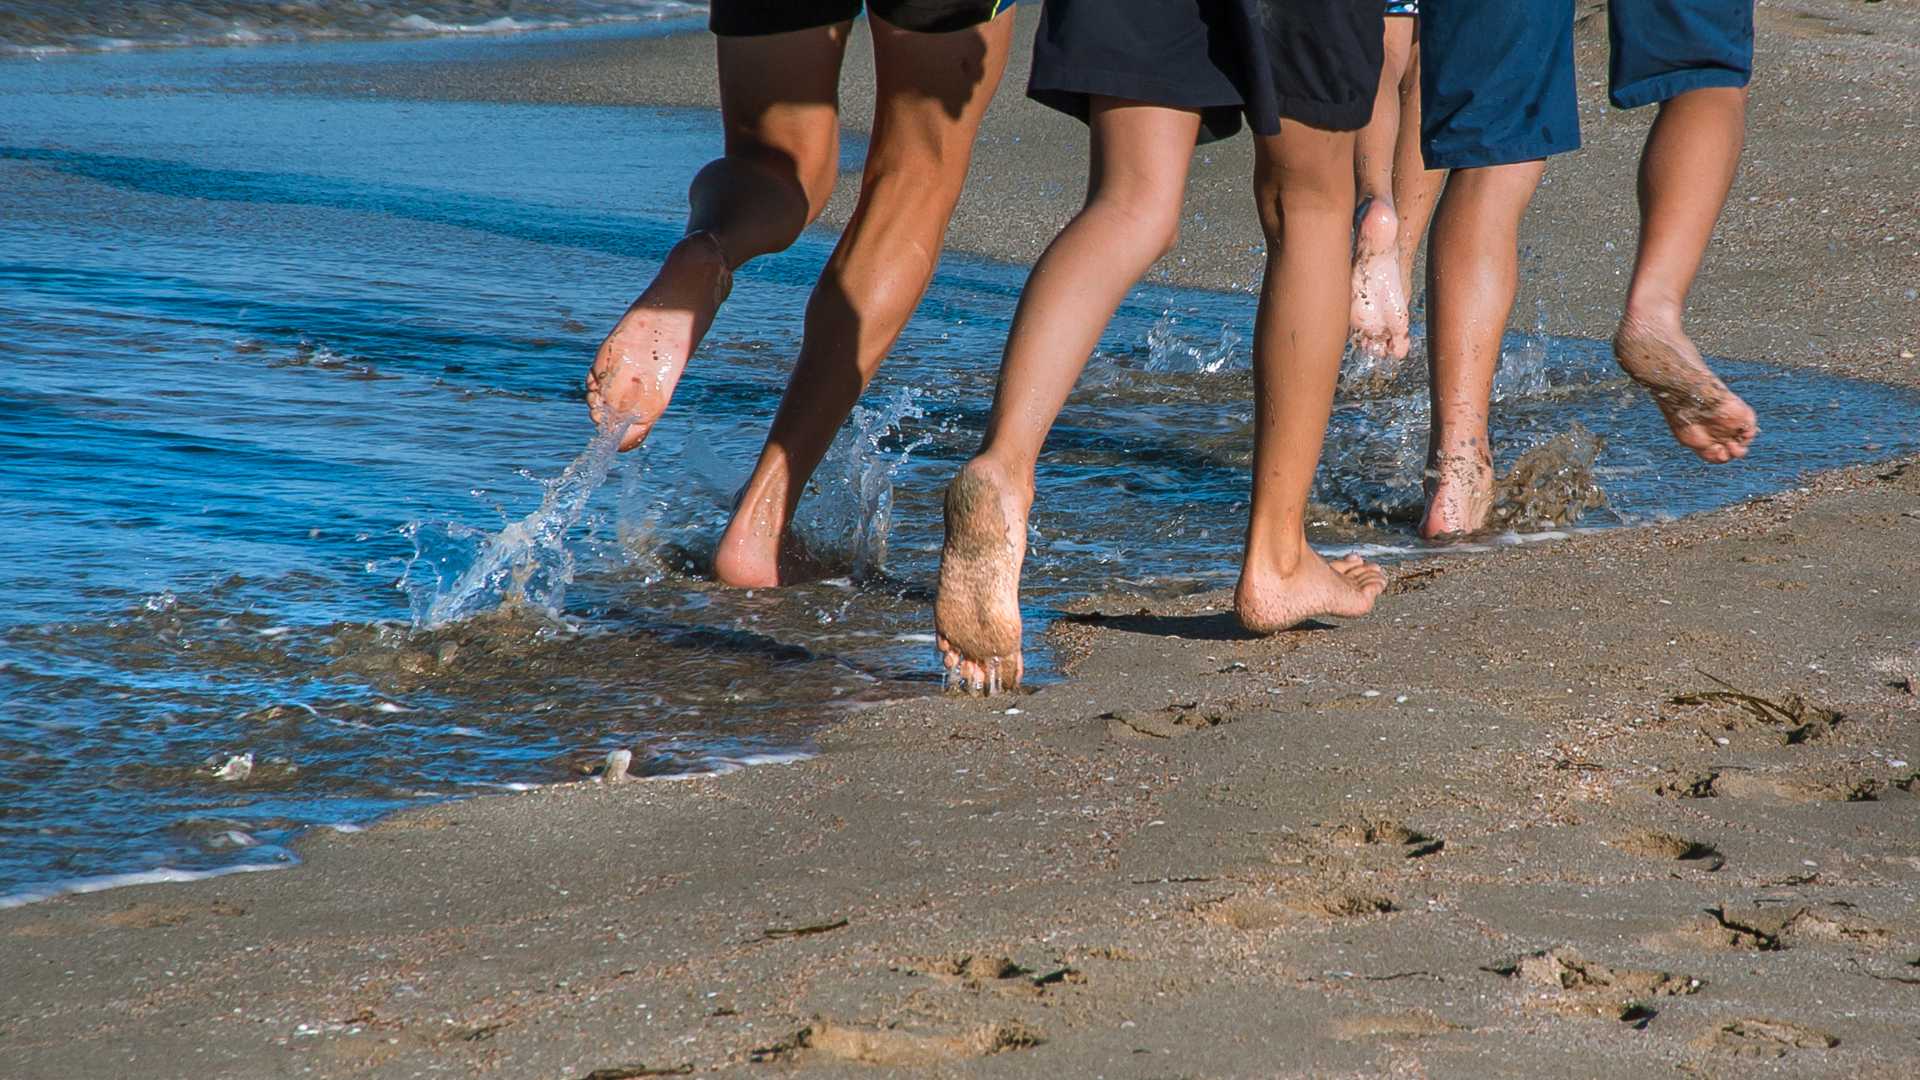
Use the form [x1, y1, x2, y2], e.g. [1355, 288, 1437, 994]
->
[1029, 0, 1383, 142]
[1419, 0, 1754, 170]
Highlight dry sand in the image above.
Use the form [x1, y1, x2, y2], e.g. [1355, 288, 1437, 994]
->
[3, 2, 1918, 1077]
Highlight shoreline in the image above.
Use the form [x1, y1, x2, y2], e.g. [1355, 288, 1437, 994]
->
[4, 2, 1918, 1077]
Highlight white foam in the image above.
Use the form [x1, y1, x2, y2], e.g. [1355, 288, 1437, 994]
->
[0, 861, 289, 911]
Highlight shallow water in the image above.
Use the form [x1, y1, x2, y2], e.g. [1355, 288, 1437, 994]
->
[3, 32, 1916, 902]
[1, 1, 705, 53]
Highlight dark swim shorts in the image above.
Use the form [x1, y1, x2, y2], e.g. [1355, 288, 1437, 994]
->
[711, 0, 1015, 36]
[1420, 0, 1754, 170]
[1027, 0, 1384, 143]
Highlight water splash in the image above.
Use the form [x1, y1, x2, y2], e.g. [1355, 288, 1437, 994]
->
[402, 421, 629, 628]
[1144, 311, 1243, 375]
[794, 386, 931, 581]
[1489, 424, 1610, 531]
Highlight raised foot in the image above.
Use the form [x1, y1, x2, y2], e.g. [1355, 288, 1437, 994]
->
[1235, 551, 1387, 635]
[586, 231, 733, 452]
[1613, 314, 1757, 464]
[1419, 448, 1495, 540]
[1349, 197, 1412, 362]
[934, 460, 1030, 695]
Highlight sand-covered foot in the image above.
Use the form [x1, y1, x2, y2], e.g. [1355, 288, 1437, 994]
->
[934, 459, 1030, 695]
[586, 231, 732, 451]
[1613, 312, 1757, 464]
[1349, 197, 1412, 362]
[1235, 551, 1387, 635]
[1419, 448, 1494, 539]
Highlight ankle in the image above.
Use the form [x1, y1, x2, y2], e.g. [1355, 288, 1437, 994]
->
[1620, 294, 1683, 336]
[1243, 529, 1311, 579]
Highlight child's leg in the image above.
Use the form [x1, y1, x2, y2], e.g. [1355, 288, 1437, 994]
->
[1389, 37, 1446, 311]
[1237, 118, 1388, 634]
[1349, 13, 1416, 360]
[712, 11, 1016, 588]
[587, 25, 849, 451]
[936, 99, 1202, 692]
[1613, 86, 1757, 462]
[1418, 160, 1546, 539]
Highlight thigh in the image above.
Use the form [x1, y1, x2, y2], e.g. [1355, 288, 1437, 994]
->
[867, 1, 1015, 151]
[1419, 0, 1577, 169]
[1085, 99, 1203, 204]
[1608, 0, 1755, 110]
[715, 24, 850, 180]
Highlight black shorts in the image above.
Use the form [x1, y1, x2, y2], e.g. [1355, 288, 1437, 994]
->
[1028, 0, 1383, 142]
[711, 0, 1016, 36]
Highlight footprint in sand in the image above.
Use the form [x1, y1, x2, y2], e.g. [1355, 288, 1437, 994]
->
[1324, 817, 1446, 860]
[753, 1020, 1043, 1067]
[1656, 902, 1894, 953]
[1200, 885, 1398, 931]
[1485, 948, 1702, 1019]
[901, 954, 1084, 996]
[1102, 703, 1230, 740]
[1610, 829, 1726, 871]
[1330, 1011, 1464, 1042]
[1692, 1017, 1839, 1059]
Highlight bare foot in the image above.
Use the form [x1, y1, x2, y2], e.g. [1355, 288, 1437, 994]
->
[1419, 447, 1494, 539]
[713, 487, 826, 589]
[1613, 312, 1757, 464]
[1349, 197, 1412, 362]
[1234, 550, 1387, 635]
[586, 231, 732, 451]
[934, 459, 1030, 695]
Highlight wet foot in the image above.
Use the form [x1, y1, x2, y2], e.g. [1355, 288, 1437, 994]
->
[934, 459, 1030, 694]
[1234, 550, 1387, 635]
[713, 487, 828, 589]
[1419, 447, 1494, 539]
[1613, 312, 1757, 463]
[585, 231, 732, 451]
[1349, 197, 1412, 362]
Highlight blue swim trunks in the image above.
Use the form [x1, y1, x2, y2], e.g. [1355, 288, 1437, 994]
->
[1385, 1, 1418, 14]
[1420, 0, 1754, 170]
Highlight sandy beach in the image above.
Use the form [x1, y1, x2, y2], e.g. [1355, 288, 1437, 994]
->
[3, 2, 1917, 1077]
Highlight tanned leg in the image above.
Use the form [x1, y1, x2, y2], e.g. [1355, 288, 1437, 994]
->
[586, 25, 850, 451]
[1349, 15, 1416, 361]
[935, 100, 1202, 692]
[1418, 159, 1546, 539]
[1237, 119, 1388, 633]
[712, 11, 1017, 587]
[1613, 85, 1757, 462]
[1390, 36, 1445, 316]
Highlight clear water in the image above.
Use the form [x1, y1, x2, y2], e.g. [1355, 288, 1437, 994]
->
[2, 32, 1915, 903]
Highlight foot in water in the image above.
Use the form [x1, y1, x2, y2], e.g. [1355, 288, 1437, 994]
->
[1613, 310, 1757, 464]
[1419, 446, 1495, 540]
[586, 231, 732, 452]
[1349, 197, 1412, 362]
[713, 484, 827, 589]
[1235, 549, 1387, 635]
[935, 459, 1031, 695]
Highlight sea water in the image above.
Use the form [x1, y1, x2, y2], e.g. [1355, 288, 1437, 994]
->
[2, 30, 1916, 903]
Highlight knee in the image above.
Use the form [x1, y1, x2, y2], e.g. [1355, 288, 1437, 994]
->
[728, 135, 841, 222]
[1084, 193, 1182, 262]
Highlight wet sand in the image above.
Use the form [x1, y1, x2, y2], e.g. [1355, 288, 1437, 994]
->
[4, 2, 1918, 1077]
